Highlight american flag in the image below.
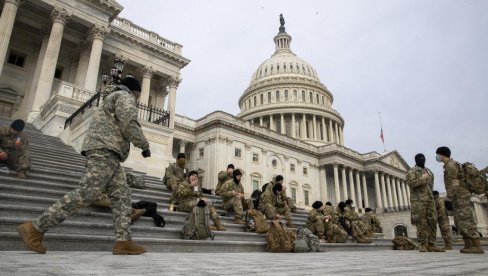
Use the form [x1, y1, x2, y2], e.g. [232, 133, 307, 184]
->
[380, 128, 384, 143]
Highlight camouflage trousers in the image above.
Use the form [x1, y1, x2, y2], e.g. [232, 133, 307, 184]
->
[223, 196, 249, 219]
[33, 150, 132, 241]
[437, 214, 452, 244]
[0, 148, 31, 172]
[326, 222, 348, 243]
[350, 220, 370, 238]
[307, 220, 326, 237]
[452, 191, 478, 239]
[260, 204, 291, 221]
[177, 199, 219, 223]
[411, 200, 437, 245]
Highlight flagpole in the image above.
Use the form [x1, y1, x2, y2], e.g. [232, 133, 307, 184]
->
[379, 112, 386, 152]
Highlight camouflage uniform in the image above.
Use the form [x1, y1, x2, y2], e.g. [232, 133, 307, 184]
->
[32, 86, 149, 241]
[164, 163, 186, 191]
[405, 165, 437, 247]
[326, 206, 348, 243]
[306, 208, 326, 237]
[443, 158, 478, 239]
[215, 171, 232, 195]
[0, 127, 31, 173]
[434, 195, 452, 248]
[219, 179, 246, 219]
[361, 212, 383, 233]
[258, 189, 291, 222]
[263, 181, 297, 212]
[345, 205, 370, 236]
[174, 180, 220, 223]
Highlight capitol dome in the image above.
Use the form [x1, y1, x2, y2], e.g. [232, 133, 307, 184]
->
[237, 15, 345, 146]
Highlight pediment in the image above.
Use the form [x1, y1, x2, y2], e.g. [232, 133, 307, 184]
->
[379, 151, 410, 172]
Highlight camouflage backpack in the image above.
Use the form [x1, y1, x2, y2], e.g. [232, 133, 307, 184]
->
[126, 172, 146, 189]
[245, 208, 269, 234]
[392, 236, 419, 250]
[460, 162, 488, 195]
[266, 220, 293, 252]
[181, 205, 215, 240]
[295, 227, 320, 252]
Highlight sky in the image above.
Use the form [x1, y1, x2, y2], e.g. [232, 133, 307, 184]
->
[116, 0, 488, 192]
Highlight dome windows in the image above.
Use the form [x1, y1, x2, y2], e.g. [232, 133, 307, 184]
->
[276, 90, 280, 102]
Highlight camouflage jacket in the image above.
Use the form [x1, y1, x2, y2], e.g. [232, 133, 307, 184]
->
[361, 212, 382, 228]
[405, 166, 434, 202]
[0, 127, 29, 155]
[174, 180, 202, 205]
[219, 179, 244, 203]
[258, 189, 286, 210]
[443, 158, 470, 199]
[81, 86, 149, 161]
[262, 181, 288, 202]
[434, 197, 449, 220]
[306, 208, 325, 228]
[165, 163, 187, 186]
[344, 206, 360, 221]
[215, 171, 232, 195]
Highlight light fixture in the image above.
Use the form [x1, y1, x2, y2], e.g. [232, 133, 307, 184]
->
[114, 58, 125, 72]
[101, 74, 109, 85]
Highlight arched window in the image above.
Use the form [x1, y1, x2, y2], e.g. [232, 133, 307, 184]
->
[248, 99, 251, 108]
[268, 92, 271, 103]
[309, 92, 313, 103]
[260, 94, 264, 105]
[254, 96, 257, 106]
[394, 225, 408, 237]
[284, 90, 289, 101]
[276, 90, 280, 102]
[302, 91, 305, 101]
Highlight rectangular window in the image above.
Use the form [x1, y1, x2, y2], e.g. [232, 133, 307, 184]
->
[285, 90, 289, 101]
[268, 92, 271, 103]
[254, 96, 257, 106]
[252, 153, 259, 163]
[316, 94, 319, 104]
[304, 190, 309, 206]
[302, 91, 305, 102]
[260, 94, 264, 105]
[252, 180, 259, 191]
[309, 92, 313, 103]
[276, 91, 280, 102]
[303, 167, 308, 175]
[293, 90, 297, 100]
[235, 148, 242, 158]
[54, 66, 64, 80]
[290, 164, 295, 173]
[7, 50, 26, 67]
[248, 99, 251, 108]
[198, 148, 204, 158]
[291, 187, 297, 202]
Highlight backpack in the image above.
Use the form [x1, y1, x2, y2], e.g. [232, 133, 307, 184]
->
[245, 209, 269, 234]
[392, 236, 419, 250]
[295, 227, 320, 252]
[266, 220, 293, 252]
[126, 172, 146, 189]
[132, 200, 166, 227]
[181, 205, 214, 240]
[251, 189, 262, 209]
[461, 162, 488, 195]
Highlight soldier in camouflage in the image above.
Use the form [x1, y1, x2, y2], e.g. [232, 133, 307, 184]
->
[337, 201, 372, 243]
[17, 77, 150, 255]
[345, 199, 371, 237]
[433, 190, 453, 250]
[258, 182, 294, 227]
[361, 208, 383, 237]
[323, 202, 348, 243]
[0, 119, 31, 179]
[215, 164, 233, 195]
[219, 169, 249, 224]
[174, 170, 226, 231]
[306, 201, 331, 242]
[436, 146, 484, 254]
[262, 175, 297, 213]
[406, 153, 445, 252]
[164, 152, 187, 192]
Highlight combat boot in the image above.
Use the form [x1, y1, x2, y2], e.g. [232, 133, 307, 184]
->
[460, 238, 472, 253]
[234, 217, 246, 225]
[213, 217, 226, 231]
[461, 239, 484, 254]
[427, 244, 446, 252]
[443, 240, 453, 250]
[17, 221, 46, 254]
[418, 244, 427, 252]
[286, 219, 295, 228]
[130, 208, 146, 224]
[319, 236, 326, 243]
[113, 240, 146, 255]
[356, 236, 372, 244]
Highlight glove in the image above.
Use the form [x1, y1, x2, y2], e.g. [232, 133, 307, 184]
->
[141, 149, 151, 158]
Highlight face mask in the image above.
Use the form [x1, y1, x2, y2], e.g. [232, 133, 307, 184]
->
[177, 159, 186, 167]
[435, 154, 442, 162]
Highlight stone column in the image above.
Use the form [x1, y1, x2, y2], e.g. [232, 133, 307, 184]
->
[328, 119, 334, 143]
[348, 168, 356, 204]
[0, 0, 22, 77]
[334, 122, 339, 145]
[139, 66, 154, 105]
[380, 172, 388, 210]
[29, 8, 72, 121]
[158, 81, 168, 109]
[341, 166, 348, 200]
[405, 180, 411, 206]
[83, 25, 109, 92]
[396, 178, 404, 209]
[312, 115, 317, 140]
[280, 113, 285, 134]
[333, 163, 340, 203]
[391, 176, 399, 211]
[259, 116, 264, 127]
[301, 114, 306, 138]
[319, 166, 328, 202]
[362, 172, 369, 208]
[179, 140, 187, 154]
[374, 171, 383, 211]
[321, 117, 327, 141]
[269, 115, 274, 131]
[74, 41, 91, 87]
[340, 126, 345, 145]
[291, 113, 296, 138]
[401, 181, 409, 208]
[355, 170, 363, 211]
[167, 76, 181, 129]
[386, 174, 394, 211]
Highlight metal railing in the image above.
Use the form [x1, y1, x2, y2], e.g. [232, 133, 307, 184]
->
[64, 92, 170, 129]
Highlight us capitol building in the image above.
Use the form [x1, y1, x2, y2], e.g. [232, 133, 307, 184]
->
[0, 0, 486, 238]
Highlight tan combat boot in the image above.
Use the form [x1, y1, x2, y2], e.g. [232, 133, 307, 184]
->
[213, 217, 226, 231]
[17, 221, 46, 254]
[419, 244, 427, 252]
[130, 208, 146, 224]
[427, 244, 446, 252]
[234, 217, 246, 225]
[460, 238, 472, 253]
[319, 236, 326, 243]
[113, 240, 146, 255]
[444, 240, 453, 250]
[356, 236, 372, 244]
[461, 239, 484, 254]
